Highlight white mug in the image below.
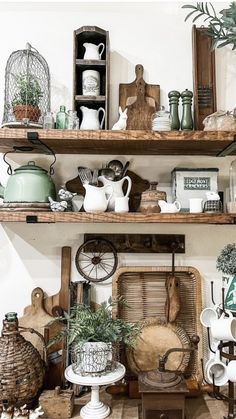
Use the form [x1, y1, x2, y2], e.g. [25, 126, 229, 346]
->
[82, 70, 100, 96]
[206, 350, 228, 386]
[227, 360, 236, 382]
[115, 196, 129, 213]
[211, 310, 236, 341]
[189, 198, 203, 213]
[200, 305, 219, 328]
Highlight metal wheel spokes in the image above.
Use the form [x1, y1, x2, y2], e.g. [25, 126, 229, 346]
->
[75, 238, 118, 282]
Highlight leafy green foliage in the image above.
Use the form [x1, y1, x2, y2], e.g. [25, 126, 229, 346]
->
[216, 243, 236, 274]
[12, 74, 43, 107]
[48, 296, 140, 350]
[182, 2, 236, 49]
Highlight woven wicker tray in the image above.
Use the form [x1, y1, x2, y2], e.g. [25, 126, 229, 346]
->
[112, 266, 203, 382]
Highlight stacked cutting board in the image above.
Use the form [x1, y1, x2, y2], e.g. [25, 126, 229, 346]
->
[119, 64, 160, 129]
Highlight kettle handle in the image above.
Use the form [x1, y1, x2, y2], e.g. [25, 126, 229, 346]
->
[122, 176, 132, 198]
[98, 43, 105, 58]
[98, 107, 105, 129]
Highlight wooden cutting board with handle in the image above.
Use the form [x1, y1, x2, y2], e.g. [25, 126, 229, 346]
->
[119, 64, 160, 129]
[19, 287, 53, 359]
[44, 246, 71, 315]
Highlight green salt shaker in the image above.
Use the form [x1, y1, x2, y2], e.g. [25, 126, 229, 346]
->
[56, 105, 67, 129]
[181, 89, 194, 131]
[168, 90, 180, 130]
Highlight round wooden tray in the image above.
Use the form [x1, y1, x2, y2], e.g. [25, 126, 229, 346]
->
[126, 317, 191, 376]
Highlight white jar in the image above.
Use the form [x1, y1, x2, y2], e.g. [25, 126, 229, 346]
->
[82, 70, 100, 96]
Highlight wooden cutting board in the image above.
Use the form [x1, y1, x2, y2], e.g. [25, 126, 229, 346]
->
[19, 287, 53, 359]
[44, 246, 71, 315]
[119, 64, 160, 129]
[126, 317, 191, 376]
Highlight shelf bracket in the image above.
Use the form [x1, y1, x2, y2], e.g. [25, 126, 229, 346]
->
[217, 135, 236, 157]
[26, 216, 54, 224]
[26, 132, 55, 155]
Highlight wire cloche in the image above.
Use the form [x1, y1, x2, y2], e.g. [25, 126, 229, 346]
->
[2, 43, 50, 128]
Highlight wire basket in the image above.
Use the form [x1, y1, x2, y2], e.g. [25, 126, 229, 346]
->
[2, 43, 50, 128]
[71, 342, 117, 377]
[203, 200, 223, 213]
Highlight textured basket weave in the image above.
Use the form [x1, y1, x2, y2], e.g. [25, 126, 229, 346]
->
[0, 313, 45, 407]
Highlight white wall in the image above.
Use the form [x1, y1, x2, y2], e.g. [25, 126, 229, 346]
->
[0, 1, 235, 321]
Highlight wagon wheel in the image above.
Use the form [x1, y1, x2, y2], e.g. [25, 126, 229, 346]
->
[75, 238, 118, 282]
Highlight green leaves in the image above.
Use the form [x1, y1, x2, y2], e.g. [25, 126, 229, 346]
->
[182, 1, 236, 50]
[48, 298, 141, 350]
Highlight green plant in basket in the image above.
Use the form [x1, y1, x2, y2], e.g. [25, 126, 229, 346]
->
[48, 297, 140, 373]
[12, 73, 43, 122]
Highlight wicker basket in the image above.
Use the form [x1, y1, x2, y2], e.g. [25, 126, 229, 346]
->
[0, 312, 45, 408]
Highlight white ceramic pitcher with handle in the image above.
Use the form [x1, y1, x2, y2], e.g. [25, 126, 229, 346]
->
[83, 42, 105, 60]
[83, 184, 113, 213]
[98, 175, 132, 211]
[80, 106, 105, 130]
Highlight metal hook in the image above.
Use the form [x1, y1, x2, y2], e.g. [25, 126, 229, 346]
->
[211, 281, 216, 305]
[207, 327, 216, 354]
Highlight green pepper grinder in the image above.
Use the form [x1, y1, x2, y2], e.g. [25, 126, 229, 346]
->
[168, 90, 180, 130]
[181, 89, 194, 131]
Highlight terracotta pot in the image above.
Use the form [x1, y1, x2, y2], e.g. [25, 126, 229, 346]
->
[13, 105, 41, 122]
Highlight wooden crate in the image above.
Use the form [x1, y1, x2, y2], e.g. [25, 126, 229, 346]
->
[39, 386, 74, 419]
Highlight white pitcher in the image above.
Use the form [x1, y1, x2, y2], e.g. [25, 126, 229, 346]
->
[83, 184, 113, 213]
[80, 106, 105, 130]
[158, 200, 181, 213]
[83, 42, 105, 60]
[98, 175, 132, 211]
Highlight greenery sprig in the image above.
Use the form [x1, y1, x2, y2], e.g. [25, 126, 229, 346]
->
[182, 2, 236, 50]
[216, 243, 236, 275]
[48, 296, 140, 350]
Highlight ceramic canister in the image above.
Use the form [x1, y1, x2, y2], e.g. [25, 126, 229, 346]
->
[82, 70, 100, 96]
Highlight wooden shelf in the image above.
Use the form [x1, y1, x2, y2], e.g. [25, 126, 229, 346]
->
[0, 211, 234, 224]
[0, 129, 235, 156]
[76, 59, 106, 66]
[75, 95, 106, 102]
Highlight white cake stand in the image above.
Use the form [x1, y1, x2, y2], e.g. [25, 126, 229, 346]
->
[65, 361, 126, 419]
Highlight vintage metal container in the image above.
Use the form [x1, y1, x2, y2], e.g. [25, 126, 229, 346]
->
[172, 168, 219, 211]
[39, 386, 74, 419]
[0, 160, 56, 202]
[139, 182, 166, 213]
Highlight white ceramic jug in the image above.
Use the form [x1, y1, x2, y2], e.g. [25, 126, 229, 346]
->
[80, 106, 105, 130]
[98, 175, 132, 211]
[158, 200, 181, 213]
[83, 184, 113, 213]
[83, 42, 105, 60]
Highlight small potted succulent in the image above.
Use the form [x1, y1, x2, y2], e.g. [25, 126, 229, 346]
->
[48, 297, 140, 374]
[217, 243, 236, 311]
[12, 74, 43, 122]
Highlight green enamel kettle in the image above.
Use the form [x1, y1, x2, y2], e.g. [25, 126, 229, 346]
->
[0, 160, 56, 203]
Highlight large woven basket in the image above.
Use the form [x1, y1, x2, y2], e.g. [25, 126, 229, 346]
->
[0, 312, 45, 407]
[112, 266, 203, 382]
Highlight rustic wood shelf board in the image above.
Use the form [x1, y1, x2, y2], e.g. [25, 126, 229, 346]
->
[74, 95, 106, 102]
[0, 211, 234, 224]
[76, 59, 106, 66]
[0, 129, 235, 155]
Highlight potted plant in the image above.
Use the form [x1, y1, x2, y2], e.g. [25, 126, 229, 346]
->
[12, 74, 43, 122]
[48, 297, 140, 374]
[182, 2, 236, 50]
[216, 243, 236, 311]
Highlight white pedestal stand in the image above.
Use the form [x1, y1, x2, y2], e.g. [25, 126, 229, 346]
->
[65, 361, 126, 419]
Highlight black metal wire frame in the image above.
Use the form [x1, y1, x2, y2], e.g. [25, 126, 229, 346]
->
[204, 282, 236, 418]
